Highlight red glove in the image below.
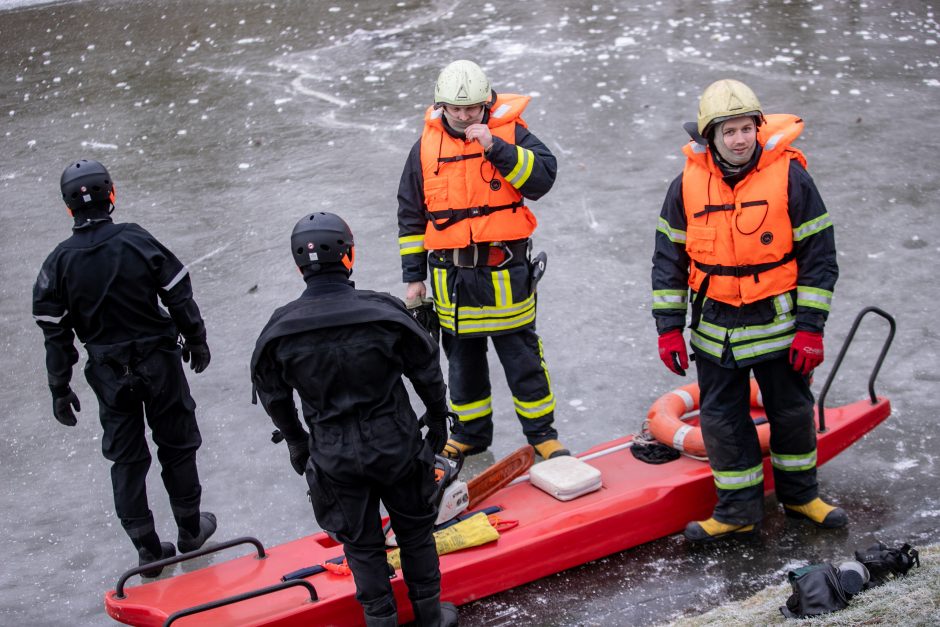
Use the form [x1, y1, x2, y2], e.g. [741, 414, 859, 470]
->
[790, 330, 824, 375]
[658, 329, 689, 376]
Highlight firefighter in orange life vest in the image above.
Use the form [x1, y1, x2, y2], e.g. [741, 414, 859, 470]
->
[651, 79, 843, 542]
[397, 60, 567, 461]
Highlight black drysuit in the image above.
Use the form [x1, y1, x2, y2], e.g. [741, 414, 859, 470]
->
[250, 274, 448, 620]
[32, 219, 207, 546]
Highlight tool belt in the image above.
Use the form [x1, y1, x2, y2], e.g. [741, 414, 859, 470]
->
[433, 239, 530, 268]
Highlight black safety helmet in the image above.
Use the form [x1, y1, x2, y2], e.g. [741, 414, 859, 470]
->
[60, 159, 115, 214]
[290, 212, 355, 272]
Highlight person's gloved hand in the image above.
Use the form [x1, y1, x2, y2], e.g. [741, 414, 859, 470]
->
[790, 330, 824, 375]
[421, 411, 454, 454]
[50, 385, 80, 426]
[181, 340, 211, 373]
[286, 438, 310, 476]
[658, 329, 689, 376]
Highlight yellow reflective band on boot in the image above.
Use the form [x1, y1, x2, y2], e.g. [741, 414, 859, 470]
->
[783, 497, 848, 528]
[442, 439, 487, 459]
[533, 439, 569, 459]
[684, 517, 757, 542]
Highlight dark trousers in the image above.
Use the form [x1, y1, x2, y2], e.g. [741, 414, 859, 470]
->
[697, 355, 818, 524]
[306, 457, 440, 619]
[442, 327, 557, 448]
[84, 345, 202, 543]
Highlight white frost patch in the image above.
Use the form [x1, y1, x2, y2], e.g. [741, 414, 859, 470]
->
[177, 129, 187, 136]
[363, 75, 381, 83]
[867, 251, 885, 259]
[918, 510, 940, 518]
[614, 36, 636, 47]
[238, 163, 251, 170]
[569, 399, 583, 407]
[925, 79, 940, 87]
[893, 458, 919, 471]
[80, 141, 118, 150]
[236, 38, 265, 44]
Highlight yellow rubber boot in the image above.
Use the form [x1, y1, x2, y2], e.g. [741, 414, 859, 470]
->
[684, 517, 758, 543]
[442, 439, 487, 460]
[783, 497, 848, 528]
[533, 439, 570, 460]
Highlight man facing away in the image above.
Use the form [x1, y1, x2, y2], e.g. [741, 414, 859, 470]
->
[33, 159, 216, 575]
[397, 59, 567, 461]
[250, 212, 458, 626]
[651, 79, 844, 542]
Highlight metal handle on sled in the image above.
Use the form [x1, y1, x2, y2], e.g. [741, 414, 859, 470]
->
[163, 579, 319, 626]
[113, 536, 267, 598]
[816, 306, 896, 432]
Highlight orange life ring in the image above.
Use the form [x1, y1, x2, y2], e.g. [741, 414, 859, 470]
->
[646, 379, 771, 458]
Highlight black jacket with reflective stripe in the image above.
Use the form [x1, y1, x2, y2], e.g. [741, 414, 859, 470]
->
[33, 220, 205, 385]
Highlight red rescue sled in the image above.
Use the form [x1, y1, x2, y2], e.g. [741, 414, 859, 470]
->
[105, 308, 895, 626]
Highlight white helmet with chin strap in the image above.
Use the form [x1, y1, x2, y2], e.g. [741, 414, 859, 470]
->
[434, 60, 492, 108]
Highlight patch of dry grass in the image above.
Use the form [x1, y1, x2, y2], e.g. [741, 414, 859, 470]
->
[666, 544, 939, 626]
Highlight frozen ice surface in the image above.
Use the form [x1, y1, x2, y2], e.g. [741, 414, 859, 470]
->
[2, 0, 939, 625]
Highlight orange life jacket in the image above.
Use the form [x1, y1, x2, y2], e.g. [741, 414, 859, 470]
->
[420, 94, 538, 250]
[681, 114, 808, 306]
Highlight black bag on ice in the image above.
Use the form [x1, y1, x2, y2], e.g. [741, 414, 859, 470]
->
[779, 563, 849, 619]
[854, 541, 920, 588]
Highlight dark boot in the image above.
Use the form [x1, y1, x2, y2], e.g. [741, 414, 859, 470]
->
[177, 511, 217, 552]
[127, 521, 175, 578]
[138, 541, 176, 578]
[412, 595, 459, 627]
[364, 598, 399, 627]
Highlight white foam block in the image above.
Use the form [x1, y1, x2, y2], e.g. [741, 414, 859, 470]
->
[529, 455, 602, 501]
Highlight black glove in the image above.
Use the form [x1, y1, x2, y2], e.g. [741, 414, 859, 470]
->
[421, 411, 454, 455]
[408, 298, 440, 344]
[50, 385, 80, 426]
[181, 340, 211, 373]
[286, 438, 310, 476]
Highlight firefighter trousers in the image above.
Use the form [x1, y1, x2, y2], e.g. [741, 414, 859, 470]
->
[442, 327, 557, 449]
[697, 355, 818, 525]
[84, 343, 203, 543]
[305, 457, 441, 619]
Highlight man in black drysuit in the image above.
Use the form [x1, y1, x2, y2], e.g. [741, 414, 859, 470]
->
[250, 212, 459, 627]
[32, 159, 217, 576]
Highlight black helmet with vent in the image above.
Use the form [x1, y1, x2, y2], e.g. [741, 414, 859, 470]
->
[60, 159, 115, 214]
[290, 212, 355, 272]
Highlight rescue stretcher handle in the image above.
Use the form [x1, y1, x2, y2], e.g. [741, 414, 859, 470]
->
[816, 306, 896, 432]
[163, 579, 318, 626]
[113, 536, 267, 598]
